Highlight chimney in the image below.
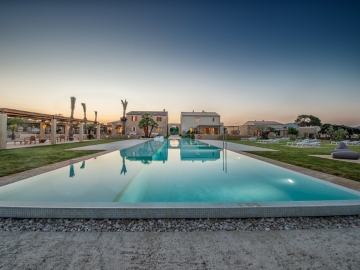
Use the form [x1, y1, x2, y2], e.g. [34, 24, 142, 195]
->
[163, 109, 165, 112]
[193, 110, 194, 112]
[202, 110, 204, 113]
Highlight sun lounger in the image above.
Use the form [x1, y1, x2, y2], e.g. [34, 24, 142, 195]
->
[347, 141, 360, 145]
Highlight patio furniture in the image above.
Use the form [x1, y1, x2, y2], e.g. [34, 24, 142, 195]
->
[13, 138, 28, 145]
[58, 135, 67, 142]
[331, 142, 360, 160]
[347, 141, 360, 145]
[26, 136, 37, 144]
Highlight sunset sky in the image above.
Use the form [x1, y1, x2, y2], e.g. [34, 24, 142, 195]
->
[1, 1, 359, 126]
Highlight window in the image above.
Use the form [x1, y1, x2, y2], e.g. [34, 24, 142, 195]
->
[195, 117, 200, 123]
[132, 116, 137, 121]
[156, 117, 162, 122]
[212, 118, 215, 122]
[132, 126, 136, 132]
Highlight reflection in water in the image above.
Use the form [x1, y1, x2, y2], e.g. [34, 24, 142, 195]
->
[121, 156, 127, 175]
[120, 140, 168, 163]
[180, 140, 220, 161]
[69, 165, 75, 178]
[80, 161, 85, 169]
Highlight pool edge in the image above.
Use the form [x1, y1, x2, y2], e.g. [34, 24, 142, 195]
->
[1, 201, 359, 219]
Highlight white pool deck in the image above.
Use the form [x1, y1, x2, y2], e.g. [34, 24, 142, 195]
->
[1, 139, 360, 219]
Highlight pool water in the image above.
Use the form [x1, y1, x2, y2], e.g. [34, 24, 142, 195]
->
[0, 139, 359, 203]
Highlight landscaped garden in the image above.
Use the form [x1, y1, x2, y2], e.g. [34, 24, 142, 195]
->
[229, 140, 360, 182]
[0, 139, 123, 178]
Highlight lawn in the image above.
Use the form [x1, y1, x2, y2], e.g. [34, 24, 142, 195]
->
[0, 139, 123, 178]
[229, 140, 360, 182]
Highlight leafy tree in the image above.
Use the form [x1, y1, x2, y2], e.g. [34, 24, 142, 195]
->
[287, 127, 299, 137]
[9, 124, 17, 140]
[334, 128, 348, 141]
[138, 112, 158, 138]
[294, 115, 322, 127]
[7, 117, 26, 127]
[170, 126, 179, 135]
[325, 125, 335, 140]
[86, 124, 95, 139]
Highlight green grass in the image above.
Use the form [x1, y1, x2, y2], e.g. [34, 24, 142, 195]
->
[0, 139, 123, 178]
[228, 140, 360, 182]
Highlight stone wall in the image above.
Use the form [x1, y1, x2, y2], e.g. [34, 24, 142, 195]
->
[126, 115, 168, 137]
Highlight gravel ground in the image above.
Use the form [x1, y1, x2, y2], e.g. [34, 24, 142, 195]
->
[1, 215, 359, 232]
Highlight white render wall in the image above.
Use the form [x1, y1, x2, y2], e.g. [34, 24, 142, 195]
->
[181, 115, 220, 134]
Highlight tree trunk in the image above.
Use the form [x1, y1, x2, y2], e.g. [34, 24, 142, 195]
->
[149, 126, 155, 137]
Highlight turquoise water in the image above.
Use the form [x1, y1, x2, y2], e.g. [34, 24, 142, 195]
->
[0, 139, 360, 203]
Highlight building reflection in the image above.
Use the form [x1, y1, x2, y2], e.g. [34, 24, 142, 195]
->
[179, 139, 220, 161]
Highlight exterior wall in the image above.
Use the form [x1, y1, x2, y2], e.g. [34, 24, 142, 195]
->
[240, 124, 286, 136]
[297, 126, 321, 138]
[181, 116, 220, 135]
[126, 114, 168, 137]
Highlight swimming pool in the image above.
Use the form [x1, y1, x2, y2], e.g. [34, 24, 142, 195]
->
[1, 139, 360, 218]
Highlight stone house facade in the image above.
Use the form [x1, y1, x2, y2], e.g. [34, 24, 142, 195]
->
[239, 120, 285, 136]
[126, 110, 168, 137]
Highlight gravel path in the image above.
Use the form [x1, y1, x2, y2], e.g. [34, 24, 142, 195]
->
[1, 228, 360, 269]
[1, 216, 359, 232]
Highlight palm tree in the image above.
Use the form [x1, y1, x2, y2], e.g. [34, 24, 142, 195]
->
[94, 111, 98, 124]
[81, 103, 87, 134]
[69, 96, 76, 139]
[138, 112, 158, 138]
[121, 99, 128, 135]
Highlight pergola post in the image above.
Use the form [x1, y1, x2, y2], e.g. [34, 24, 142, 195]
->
[40, 122, 46, 140]
[79, 122, 84, 142]
[50, 119, 57, 145]
[111, 124, 116, 136]
[0, 113, 7, 150]
[97, 124, 101, 139]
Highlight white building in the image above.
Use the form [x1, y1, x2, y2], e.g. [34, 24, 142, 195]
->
[181, 111, 222, 135]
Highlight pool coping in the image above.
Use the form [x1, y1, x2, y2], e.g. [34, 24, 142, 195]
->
[1, 139, 360, 219]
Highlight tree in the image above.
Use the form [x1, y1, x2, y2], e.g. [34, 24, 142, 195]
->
[121, 99, 128, 135]
[7, 118, 26, 139]
[9, 124, 17, 140]
[294, 115, 322, 127]
[334, 128, 348, 141]
[87, 124, 94, 139]
[69, 96, 76, 139]
[325, 125, 335, 140]
[138, 112, 158, 138]
[81, 103, 87, 134]
[287, 127, 299, 137]
[170, 126, 179, 135]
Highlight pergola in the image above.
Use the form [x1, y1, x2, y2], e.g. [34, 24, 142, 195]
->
[0, 108, 100, 150]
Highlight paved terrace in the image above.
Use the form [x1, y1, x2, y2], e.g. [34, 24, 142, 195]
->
[1, 228, 360, 269]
